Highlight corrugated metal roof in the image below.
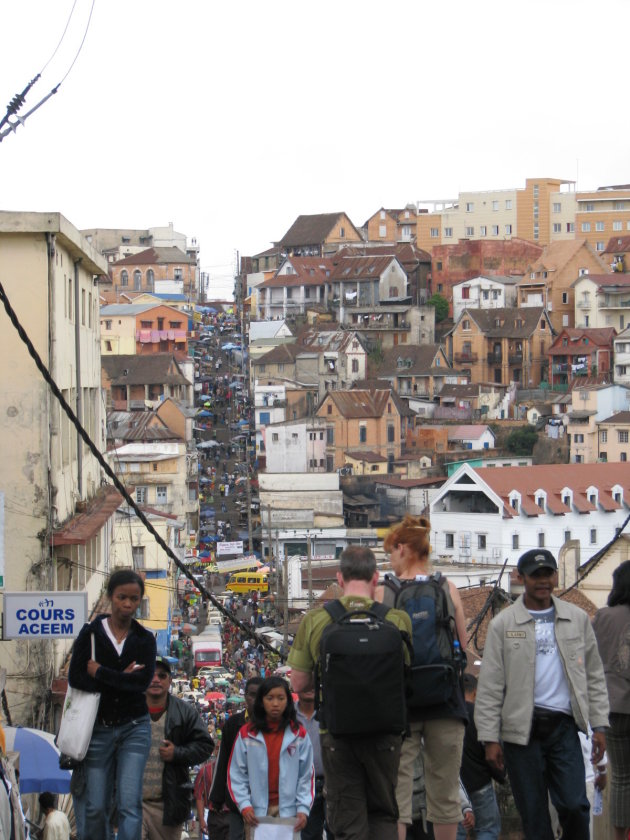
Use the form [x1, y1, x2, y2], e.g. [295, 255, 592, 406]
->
[53, 486, 123, 546]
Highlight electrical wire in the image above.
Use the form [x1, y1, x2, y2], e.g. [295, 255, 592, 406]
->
[0, 278, 285, 661]
[58, 0, 96, 85]
[39, 0, 80, 75]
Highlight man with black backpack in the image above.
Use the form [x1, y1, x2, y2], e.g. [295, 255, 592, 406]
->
[288, 545, 412, 840]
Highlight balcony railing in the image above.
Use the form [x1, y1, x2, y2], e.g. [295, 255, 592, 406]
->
[454, 352, 478, 363]
[598, 298, 630, 310]
[577, 299, 591, 309]
[508, 353, 523, 365]
[487, 353, 503, 365]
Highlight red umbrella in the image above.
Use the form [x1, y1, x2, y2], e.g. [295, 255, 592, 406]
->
[205, 691, 226, 702]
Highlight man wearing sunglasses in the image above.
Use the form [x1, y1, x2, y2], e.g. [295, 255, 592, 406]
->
[142, 656, 214, 839]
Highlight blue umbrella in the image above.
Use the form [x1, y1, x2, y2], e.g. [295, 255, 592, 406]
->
[4, 726, 71, 793]
[197, 410, 212, 417]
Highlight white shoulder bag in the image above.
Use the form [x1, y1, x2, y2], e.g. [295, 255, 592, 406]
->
[56, 633, 101, 761]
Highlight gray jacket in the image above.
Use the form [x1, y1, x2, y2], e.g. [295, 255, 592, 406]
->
[475, 594, 609, 746]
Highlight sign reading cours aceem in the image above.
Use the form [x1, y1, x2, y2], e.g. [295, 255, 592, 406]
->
[3, 592, 88, 639]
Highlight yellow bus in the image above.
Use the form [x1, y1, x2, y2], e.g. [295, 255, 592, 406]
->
[226, 571, 269, 594]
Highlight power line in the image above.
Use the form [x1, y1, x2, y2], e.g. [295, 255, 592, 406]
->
[0, 279, 285, 661]
[39, 0, 80, 75]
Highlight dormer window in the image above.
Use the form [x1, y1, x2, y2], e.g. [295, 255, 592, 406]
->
[537, 495, 545, 509]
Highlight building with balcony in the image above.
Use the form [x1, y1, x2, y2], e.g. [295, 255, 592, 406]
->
[572, 273, 630, 332]
[597, 411, 630, 464]
[100, 303, 188, 355]
[447, 306, 553, 387]
[575, 187, 630, 255]
[363, 206, 418, 244]
[278, 212, 363, 258]
[613, 326, 630, 386]
[335, 243, 432, 307]
[516, 239, 609, 332]
[430, 461, 630, 568]
[601, 235, 630, 274]
[547, 328, 616, 388]
[255, 257, 333, 320]
[376, 343, 464, 401]
[565, 383, 630, 463]
[102, 353, 193, 410]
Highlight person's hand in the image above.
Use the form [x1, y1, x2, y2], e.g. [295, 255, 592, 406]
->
[485, 742, 504, 774]
[159, 739, 175, 762]
[461, 808, 475, 831]
[198, 814, 207, 833]
[294, 813, 308, 832]
[591, 731, 606, 765]
[87, 659, 100, 677]
[123, 661, 144, 673]
[595, 769, 607, 791]
[241, 807, 258, 827]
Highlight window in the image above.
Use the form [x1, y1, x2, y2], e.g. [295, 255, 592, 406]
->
[596, 221, 605, 232]
[553, 223, 562, 233]
[359, 425, 367, 443]
[445, 533, 454, 548]
[567, 222, 575, 233]
[538, 532, 545, 548]
[105, 319, 112, 330]
[512, 534, 519, 550]
[510, 498, 519, 511]
[327, 404, 332, 415]
[492, 225, 499, 236]
[132, 546, 145, 569]
[553, 202, 561, 213]
[613, 221, 623, 231]
[387, 424, 395, 443]
[120, 270, 128, 286]
[133, 269, 142, 290]
[444, 227, 453, 237]
[581, 222, 591, 232]
[379, 225, 387, 237]
[326, 427, 334, 445]
[585, 202, 595, 212]
[351, 358, 359, 373]
[480, 226, 487, 236]
[286, 288, 292, 299]
[492, 200, 499, 211]
[259, 411, 270, 424]
[590, 529, 597, 544]
[574, 433, 584, 443]
[465, 226, 474, 236]
[621, 452, 627, 462]
[563, 495, 570, 506]
[597, 242, 605, 252]
[505, 224, 513, 235]
[537, 496, 545, 509]
[339, 226, 345, 237]
[430, 228, 440, 238]
[466, 202, 474, 212]
[136, 486, 148, 504]
[601, 430, 607, 443]
[462, 286, 470, 299]
[462, 319, 470, 330]
[477, 534, 487, 549]
[564, 530, 571, 543]
[505, 199, 512, 210]
[156, 485, 167, 503]
[105, 340, 112, 351]
[618, 430, 629, 443]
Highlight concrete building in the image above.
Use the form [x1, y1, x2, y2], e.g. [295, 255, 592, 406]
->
[264, 417, 330, 473]
[452, 275, 519, 321]
[548, 328, 616, 388]
[565, 383, 630, 464]
[430, 462, 630, 567]
[613, 326, 630, 386]
[0, 211, 120, 726]
[278, 212, 363, 258]
[100, 303, 187, 355]
[572, 273, 630, 332]
[597, 411, 630, 464]
[575, 186, 630, 254]
[376, 343, 464, 401]
[106, 246, 198, 300]
[102, 354, 193, 410]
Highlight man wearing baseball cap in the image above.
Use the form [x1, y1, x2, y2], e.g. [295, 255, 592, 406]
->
[474, 548, 609, 840]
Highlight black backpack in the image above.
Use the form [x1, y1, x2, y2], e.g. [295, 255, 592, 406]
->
[316, 599, 410, 738]
[382, 573, 464, 708]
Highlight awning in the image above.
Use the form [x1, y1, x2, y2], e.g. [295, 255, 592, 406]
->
[52, 486, 123, 546]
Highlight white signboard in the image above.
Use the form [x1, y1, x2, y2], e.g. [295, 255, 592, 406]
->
[216, 555, 260, 573]
[217, 540, 244, 557]
[3, 592, 88, 639]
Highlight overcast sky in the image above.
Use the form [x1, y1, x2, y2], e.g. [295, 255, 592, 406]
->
[1, 0, 629, 298]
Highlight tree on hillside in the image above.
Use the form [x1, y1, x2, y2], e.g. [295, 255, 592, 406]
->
[505, 426, 538, 455]
[427, 293, 449, 323]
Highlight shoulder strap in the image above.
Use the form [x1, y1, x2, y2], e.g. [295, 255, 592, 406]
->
[369, 601, 390, 622]
[323, 600, 347, 622]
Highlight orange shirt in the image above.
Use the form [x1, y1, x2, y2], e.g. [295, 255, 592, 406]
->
[263, 722, 284, 807]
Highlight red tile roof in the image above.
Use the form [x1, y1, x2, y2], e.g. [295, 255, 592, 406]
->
[112, 247, 195, 266]
[52, 486, 123, 546]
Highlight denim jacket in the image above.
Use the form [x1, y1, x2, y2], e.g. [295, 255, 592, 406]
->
[227, 721, 314, 818]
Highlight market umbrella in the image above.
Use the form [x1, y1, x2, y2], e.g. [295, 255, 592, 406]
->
[205, 691, 226, 702]
[227, 695, 245, 704]
[3, 726, 71, 793]
[215, 678, 230, 687]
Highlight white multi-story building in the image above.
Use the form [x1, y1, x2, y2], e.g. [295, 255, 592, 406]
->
[255, 384, 288, 460]
[264, 418, 330, 473]
[452, 276, 519, 321]
[613, 326, 630, 386]
[430, 462, 630, 568]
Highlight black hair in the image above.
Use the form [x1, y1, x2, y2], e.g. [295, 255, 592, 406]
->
[107, 568, 145, 598]
[608, 560, 630, 607]
[39, 792, 56, 812]
[245, 676, 263, 693]
[250, 676, 296, 732]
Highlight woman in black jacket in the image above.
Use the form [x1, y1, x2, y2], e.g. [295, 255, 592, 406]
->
[68, 569, 156, 840]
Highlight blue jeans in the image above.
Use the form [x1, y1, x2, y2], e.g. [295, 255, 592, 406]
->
[456, 782, 500, 840]
[503, 715, 590, 840]
[83, 716, 151, 840]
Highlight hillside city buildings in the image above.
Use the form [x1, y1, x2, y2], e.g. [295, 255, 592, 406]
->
[2, 172, 630, 729]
